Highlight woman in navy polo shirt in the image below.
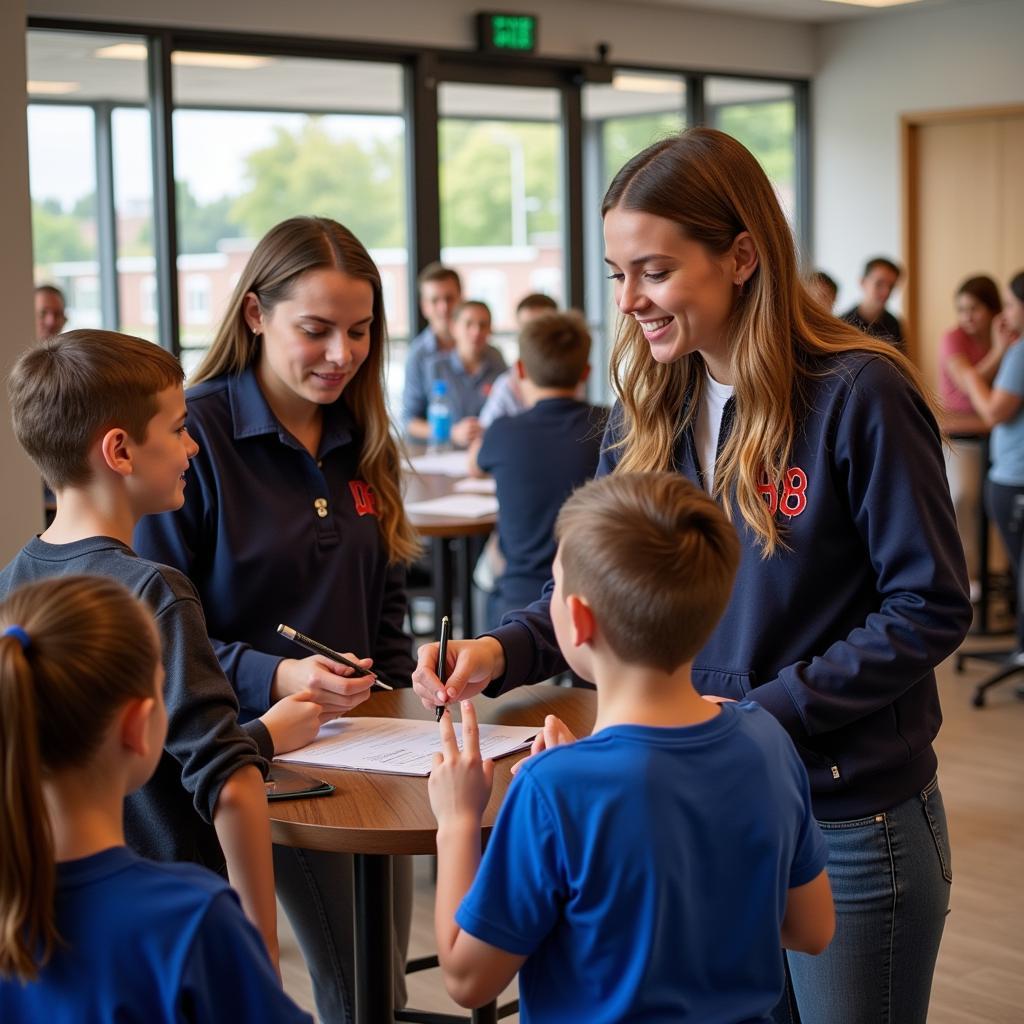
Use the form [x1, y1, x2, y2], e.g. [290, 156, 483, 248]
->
[135, 216, 420, 1023]
[412, 130, 971, 1024]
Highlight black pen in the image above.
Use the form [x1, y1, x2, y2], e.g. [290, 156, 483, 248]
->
[435, 614, 450, 721]
[276, 624, 394, 691]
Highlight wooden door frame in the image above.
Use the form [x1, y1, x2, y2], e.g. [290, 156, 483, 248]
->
[901, 103, 1024, 365]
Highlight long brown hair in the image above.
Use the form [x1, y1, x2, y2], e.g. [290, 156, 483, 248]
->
[0, 576, 160, 982]
[602, 128, 930, 556]
[192, 216, 419, 564]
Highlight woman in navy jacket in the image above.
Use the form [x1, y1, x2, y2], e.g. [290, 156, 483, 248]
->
[136, 217, 420, 1023]
[412, 130, 971, 1024]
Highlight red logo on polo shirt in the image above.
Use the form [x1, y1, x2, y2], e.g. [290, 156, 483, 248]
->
[349, 480, 378, 517]
[757, 467, 808, 518]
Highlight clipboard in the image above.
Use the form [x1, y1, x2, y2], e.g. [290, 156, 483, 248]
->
[265, 765, 335, 802]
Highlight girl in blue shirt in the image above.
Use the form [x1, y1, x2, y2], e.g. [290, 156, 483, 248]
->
[0, 575, 310, 1023]
[135, 217, 421, 1022]
[414, 129, 970, 1024]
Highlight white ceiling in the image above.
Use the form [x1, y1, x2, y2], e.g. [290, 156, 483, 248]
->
[633, 0, 966, 23]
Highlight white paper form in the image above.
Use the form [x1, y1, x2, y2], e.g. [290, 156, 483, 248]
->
[407, 451, 472, 477]
[453, 477, 497, 494]
[274, 717, 539, 776]
[404, 494, 499, 518]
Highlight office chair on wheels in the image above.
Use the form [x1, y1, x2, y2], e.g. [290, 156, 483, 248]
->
[956, 492, 1024, 707]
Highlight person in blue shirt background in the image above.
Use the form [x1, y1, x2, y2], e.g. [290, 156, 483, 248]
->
[427, 473, 834, 1022]
[405, 299, 507, 448]
[402, 262, 462, 439]
[134, 216, 421, 1023]
[0, 574, 310, 1024]
[414, 128, 971, 1024]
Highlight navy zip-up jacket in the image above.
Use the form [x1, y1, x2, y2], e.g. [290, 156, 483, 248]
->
[487, 353, 972, 819]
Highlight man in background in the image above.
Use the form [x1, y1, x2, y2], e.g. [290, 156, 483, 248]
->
[35, 284, 67, 341]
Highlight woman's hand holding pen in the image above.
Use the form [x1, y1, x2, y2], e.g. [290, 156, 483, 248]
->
[271, 654, 375, 715]
[428, 701, 494, 829]
[259, 692, 336, 755]
[412, 636, 506, 713]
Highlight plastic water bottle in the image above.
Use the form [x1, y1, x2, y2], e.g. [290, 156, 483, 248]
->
[427, 380, 453, 453]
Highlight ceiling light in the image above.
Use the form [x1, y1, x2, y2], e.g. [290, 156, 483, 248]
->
[821, 0, 925, 7]
[93, 43, 148, 60]
[95, 43, 272, 69]
[27, 80, 81, 95]
[612, 73, 683, 95]
[170, 52, 273, 69]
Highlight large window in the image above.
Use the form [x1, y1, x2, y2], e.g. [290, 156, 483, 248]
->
[706, 76, 798, 226]
[27, 30, 158, 339]
[26, 23, 809, 415]
[171, 55, 408, 375]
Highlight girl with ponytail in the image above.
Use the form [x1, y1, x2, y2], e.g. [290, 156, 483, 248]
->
[0, 575, 310, 1022]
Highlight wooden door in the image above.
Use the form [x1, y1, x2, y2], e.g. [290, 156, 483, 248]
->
[903, 106, 1024, 390]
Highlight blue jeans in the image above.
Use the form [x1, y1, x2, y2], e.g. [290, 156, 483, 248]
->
[274, 846, 413, 1023]
[773, 776, 952, 1024]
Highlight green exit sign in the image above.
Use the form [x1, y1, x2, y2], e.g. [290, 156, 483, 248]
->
[477, 12, 538, 53]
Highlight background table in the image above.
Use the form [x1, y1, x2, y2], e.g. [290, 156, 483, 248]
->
[404, 459, 496, 638]
[269, 685, 596, 1023]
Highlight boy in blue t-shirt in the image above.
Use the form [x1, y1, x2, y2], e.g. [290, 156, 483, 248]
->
[427, 473, 834, 1022]
[470, 311, 606, 628]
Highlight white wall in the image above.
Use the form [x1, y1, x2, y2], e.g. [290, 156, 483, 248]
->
[28, 0, 816, 79]
[1, 0, 48, 562]
[813, 0, 1024, 312]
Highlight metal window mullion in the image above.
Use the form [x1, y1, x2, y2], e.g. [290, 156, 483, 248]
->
[147, 32, 180, 357]
[561, 81, 584, 313]
[405, 54, 440, 335]
[794, 78, 813, 263]
[687, 74, 704, 127]
[94, 101, 120, 330]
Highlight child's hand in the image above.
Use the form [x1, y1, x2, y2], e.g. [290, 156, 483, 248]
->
[428, 701, 494, 830]
[511, 714, 576, 775]
[271, 654, 375, 714]
[260, 692, 333, 755]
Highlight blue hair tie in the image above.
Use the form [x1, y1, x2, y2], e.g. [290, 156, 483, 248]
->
[2, 625, 31, 652]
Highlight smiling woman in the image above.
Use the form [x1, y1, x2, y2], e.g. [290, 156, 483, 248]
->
[133, 216, 420, 1024]
[412, 128, 972, 1024]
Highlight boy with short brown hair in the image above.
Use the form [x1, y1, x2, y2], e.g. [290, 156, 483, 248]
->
[2, 329, 324, 966]
[428, 472, 834, 1020]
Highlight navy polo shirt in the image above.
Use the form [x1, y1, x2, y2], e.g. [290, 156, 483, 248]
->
[134, 366, 414, 720]
[477, 398, 606, 610]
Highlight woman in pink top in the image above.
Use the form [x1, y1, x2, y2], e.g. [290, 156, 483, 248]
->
[939, 276, 1008, 594]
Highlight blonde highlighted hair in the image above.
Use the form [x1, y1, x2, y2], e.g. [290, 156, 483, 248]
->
[602, 128, 931, 557]
[192, 216, 420, 564]
[0, 576, 160, 982]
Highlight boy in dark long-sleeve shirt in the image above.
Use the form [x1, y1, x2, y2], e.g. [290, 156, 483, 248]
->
[0, 330, 312, 966]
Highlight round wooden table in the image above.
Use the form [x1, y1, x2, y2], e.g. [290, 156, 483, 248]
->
[268, 685, 596, 1023]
